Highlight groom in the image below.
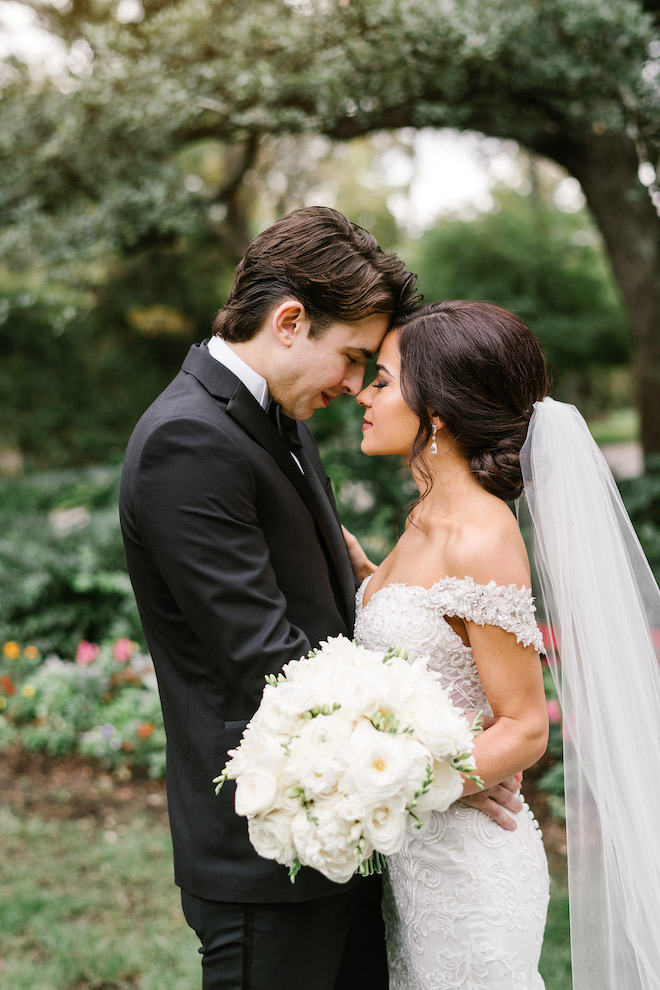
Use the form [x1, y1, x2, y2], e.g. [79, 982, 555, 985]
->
[119, 206, 522, 989]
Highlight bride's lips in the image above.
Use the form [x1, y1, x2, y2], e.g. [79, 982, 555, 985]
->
[362, 419, 372, 432]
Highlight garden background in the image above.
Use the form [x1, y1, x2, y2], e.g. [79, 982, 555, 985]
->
[1, 1, 659, 987]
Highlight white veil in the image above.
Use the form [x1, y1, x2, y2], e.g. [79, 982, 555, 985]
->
[518, 397, 660, 989]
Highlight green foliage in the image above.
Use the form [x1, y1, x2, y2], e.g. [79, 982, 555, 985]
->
[0, 0, 656, 276]
[407, 188, 630, 410]
[618, 456, 660, 583]
[0, 467, 143, 654]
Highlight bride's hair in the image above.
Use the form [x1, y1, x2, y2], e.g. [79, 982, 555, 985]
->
[395, 300, 551, 501]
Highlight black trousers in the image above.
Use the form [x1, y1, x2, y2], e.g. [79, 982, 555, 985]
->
[181, 876, 388, 990]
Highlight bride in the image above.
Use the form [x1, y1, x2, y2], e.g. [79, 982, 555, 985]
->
[349, 298, 660, 989]
[352, 300, 551, 988]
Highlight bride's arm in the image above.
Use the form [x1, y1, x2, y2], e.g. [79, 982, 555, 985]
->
[460, 620, 549, 796]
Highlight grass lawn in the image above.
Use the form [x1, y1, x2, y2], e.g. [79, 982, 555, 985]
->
[0, 801, 572, 990]
[0, 807, 199, 989]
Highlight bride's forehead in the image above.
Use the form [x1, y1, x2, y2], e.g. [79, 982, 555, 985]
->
[376, 330, 401, 364]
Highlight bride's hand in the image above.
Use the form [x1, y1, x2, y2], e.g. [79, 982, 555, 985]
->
[341, 525, 377, 582]
[460, 774, 524, 831]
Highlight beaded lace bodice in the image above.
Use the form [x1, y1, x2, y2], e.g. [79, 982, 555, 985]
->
[355, 575, 544, 714]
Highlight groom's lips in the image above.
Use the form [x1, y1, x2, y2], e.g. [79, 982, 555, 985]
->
[320, 392, 332, 407]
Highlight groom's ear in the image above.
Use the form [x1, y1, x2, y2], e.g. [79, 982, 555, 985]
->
[271, 300, 310, 347]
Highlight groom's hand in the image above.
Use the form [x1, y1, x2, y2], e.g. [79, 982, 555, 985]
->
[460, 774, 524, 831]
[342, 525, 377, 582]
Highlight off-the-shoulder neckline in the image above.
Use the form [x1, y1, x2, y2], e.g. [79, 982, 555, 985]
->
[359, 572, 533, 612]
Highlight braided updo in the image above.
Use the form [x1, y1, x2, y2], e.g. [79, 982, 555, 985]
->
[395, 300, 551, 502]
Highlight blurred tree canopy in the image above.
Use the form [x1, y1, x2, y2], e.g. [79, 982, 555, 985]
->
[0, 0, 659, 457]
[410, 185, 630, 411]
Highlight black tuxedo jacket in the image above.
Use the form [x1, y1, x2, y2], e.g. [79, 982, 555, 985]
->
[119, 342, 360, 903]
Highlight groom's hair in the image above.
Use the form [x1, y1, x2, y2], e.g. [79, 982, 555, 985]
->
[212, 206, 419, 341]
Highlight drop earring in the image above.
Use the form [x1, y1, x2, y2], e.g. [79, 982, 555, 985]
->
[430, 424, 438, 455]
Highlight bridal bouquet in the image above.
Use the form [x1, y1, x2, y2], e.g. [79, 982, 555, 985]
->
[214, 636, 482, 883]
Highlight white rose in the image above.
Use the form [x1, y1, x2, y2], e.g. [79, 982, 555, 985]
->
[362, 794, 408, 855]
[234, 769, 279, 817]
[412, 759, 464, 819]
[406, 697, 473, 762]
[248, 810, 296, 865]
[347, 721, 430, 801]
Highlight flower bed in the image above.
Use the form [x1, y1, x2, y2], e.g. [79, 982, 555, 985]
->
[0, 637, 166, 778]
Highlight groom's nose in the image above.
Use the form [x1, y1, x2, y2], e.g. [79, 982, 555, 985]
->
[341, 365, 367, 396]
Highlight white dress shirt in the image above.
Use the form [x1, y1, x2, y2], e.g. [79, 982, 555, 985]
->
[207, 335, 270, 410]
[206, 335, 303, 473]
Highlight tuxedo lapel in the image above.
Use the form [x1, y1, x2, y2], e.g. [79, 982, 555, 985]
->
[229, 390, 355, 626]
[182, 343, 353, 625]
[296, 444, 357, 627]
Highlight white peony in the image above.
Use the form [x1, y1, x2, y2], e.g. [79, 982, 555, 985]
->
[291, 805, 363, 884]
[286, 714, 351, 799]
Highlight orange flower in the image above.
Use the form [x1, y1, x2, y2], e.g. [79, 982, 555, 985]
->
[3, 642, 20, 660]
[137, 721, 155, 740]
[121, 740, 135, 753]
[0, 674, 16, 696]
[23, 645, 40, 659]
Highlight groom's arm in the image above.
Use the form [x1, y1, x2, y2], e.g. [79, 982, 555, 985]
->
[124, 417, 313, 706]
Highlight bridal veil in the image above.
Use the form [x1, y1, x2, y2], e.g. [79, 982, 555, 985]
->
[518, 397, 660, 989]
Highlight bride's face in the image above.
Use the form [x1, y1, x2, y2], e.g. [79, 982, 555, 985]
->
[357, 330, 419, 458]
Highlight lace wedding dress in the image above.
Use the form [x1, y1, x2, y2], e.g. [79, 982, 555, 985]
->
[355, 575, 550, 990]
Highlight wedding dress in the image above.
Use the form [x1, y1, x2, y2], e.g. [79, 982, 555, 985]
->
[355, 574, 550, 990]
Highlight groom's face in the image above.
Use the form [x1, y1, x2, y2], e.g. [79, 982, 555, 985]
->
[274, 313, 389, 420]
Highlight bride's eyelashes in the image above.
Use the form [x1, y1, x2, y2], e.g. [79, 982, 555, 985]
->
[372, 379, 387, 389]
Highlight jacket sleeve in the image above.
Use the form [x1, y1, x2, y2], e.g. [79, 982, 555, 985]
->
[128, 415, 312, 703]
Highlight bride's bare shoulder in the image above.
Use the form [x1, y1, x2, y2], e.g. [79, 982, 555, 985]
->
[445, 496, 531, 590]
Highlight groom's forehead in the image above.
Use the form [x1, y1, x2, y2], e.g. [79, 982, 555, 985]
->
[319, 315, 389, 355]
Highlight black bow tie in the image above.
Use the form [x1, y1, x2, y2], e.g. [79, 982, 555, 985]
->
[268, 402, 303, 452]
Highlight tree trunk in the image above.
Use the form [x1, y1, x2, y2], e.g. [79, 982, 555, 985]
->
[540, 132, 660, 458]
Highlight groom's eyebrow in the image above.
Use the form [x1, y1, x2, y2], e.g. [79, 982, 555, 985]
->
[347, 346, 376, 360]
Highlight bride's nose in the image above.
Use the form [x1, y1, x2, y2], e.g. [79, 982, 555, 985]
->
[356, 385, 370, 408]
